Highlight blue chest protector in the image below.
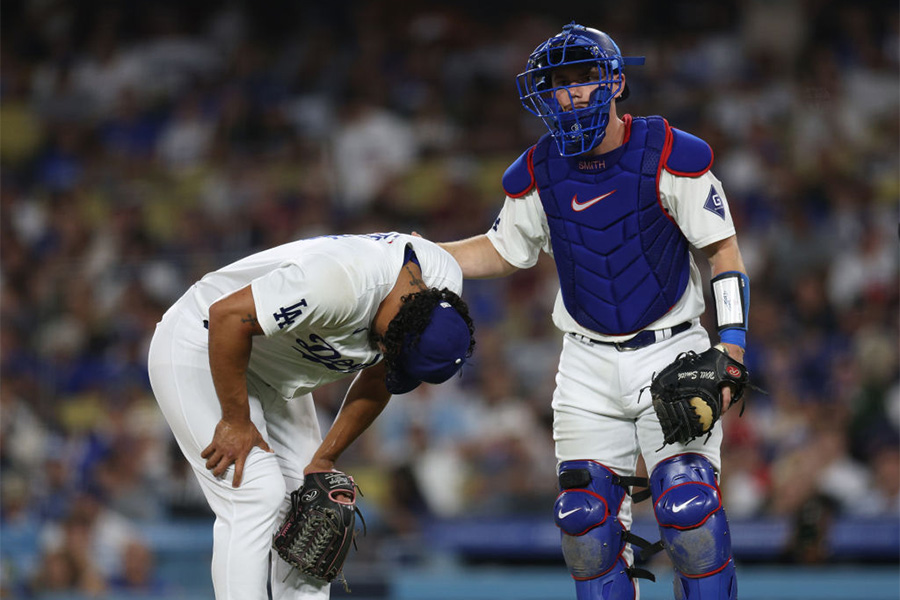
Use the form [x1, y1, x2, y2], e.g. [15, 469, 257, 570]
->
[502, 116, 712, 335]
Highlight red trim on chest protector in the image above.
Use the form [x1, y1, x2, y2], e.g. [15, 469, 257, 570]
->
[505, 146, 537, 198]
[654, 120, 678, 227]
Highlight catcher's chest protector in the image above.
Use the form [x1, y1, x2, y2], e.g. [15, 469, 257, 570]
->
[529, 116, 690, 335]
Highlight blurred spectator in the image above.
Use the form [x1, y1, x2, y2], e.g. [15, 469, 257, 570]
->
[39, 490, 145, 582]
[108, 539, 171, 596]
[827, 219, 898, 311]
[463, 362, 557, 515]
[0, 60, 45, 167]
[864, 445, 900, 516]
[161, 440, 214, 519]
[0, 472, 43, 594]
[404, 422, 470, 519]
[331, 91, 418, 212]
[97, 88, 162, 162]
[156, 91, 216, 171]
[781, 493, 840, 565]
[721, 419, 770, 518]
[32, 512, 107, 597]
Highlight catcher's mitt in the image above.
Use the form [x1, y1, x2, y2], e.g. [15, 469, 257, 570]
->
[273, 471, 364, 584]
[649, 345, 751, 447]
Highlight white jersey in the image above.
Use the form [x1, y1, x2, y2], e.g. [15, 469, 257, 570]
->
[177, 232, 463, 398]
[486, 169, 735, 342]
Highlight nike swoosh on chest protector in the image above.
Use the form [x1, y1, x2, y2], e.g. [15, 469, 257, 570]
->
[571, 189, 616, 212]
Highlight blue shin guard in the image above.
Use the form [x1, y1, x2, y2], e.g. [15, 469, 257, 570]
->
[556, 461, 655, 600]
[650, 454, 737, 600]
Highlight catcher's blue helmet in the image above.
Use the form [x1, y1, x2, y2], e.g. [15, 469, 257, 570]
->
[516, 23, 644, 156]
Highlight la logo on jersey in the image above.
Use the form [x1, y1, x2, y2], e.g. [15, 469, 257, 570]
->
[704, 185, 725, 219]
[274, 299, 308, 329]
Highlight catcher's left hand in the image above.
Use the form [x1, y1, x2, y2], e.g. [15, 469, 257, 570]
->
[650, 345, 751, 447]
[272, 471, 363, 584]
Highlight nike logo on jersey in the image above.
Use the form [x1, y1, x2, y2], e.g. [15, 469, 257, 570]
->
[557, 507, 582, 519]
[672, 496, 700, 513]
[571, 190, 616, 212]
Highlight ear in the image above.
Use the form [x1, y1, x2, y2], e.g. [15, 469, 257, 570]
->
[614, 74, 626, 99]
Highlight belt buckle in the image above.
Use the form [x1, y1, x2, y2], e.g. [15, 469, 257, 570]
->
[614, 340, 638, 352]
[615, 329, 654, 351]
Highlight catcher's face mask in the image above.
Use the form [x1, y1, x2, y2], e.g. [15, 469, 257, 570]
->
[516, 22, 644, 156]
[384, 301, 470, 395]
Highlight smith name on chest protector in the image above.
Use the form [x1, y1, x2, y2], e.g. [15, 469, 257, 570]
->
[502, 115, 713, 335]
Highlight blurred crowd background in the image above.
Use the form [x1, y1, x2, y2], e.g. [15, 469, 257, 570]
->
[1, 0, 898, 598]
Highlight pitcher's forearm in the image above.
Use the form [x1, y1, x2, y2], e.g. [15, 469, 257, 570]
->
[311, 368, 391, 465]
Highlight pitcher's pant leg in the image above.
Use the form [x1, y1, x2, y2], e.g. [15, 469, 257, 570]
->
[258, 386, 330, 600]
[201, 450, 287, 599]
[149, 312, 292, 600]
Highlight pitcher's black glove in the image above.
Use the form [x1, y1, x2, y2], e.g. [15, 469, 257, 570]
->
[272, 471, 363, 583]
[650, 346, 751, 446]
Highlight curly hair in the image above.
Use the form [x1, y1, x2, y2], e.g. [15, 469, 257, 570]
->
[374, 287, 475, 373]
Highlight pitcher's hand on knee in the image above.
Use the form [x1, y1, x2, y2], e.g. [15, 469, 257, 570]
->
[201, 418, 272, 488]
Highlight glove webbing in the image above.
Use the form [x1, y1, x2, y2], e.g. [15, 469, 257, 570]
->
[280, 485, 367, 590]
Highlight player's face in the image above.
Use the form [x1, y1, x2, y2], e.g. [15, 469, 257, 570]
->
[550, 65, 600, 111]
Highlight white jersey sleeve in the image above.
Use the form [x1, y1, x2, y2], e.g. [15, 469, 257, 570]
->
[484, 189, 551, 268]
[250, 254, 356, 337]
[659, 169, 735, 248]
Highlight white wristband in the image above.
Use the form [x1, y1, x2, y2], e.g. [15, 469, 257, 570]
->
[711, 272, 749, 330]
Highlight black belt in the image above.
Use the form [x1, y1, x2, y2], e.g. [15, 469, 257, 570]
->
[572, 321, 691, 352]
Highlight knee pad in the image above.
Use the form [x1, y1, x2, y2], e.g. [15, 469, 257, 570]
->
[650, 454, 736, 599]
[556, 461, 654, 600]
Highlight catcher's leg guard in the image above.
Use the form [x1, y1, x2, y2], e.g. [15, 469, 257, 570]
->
[650, 454, 737, 600]
[556, 461, 655, 600]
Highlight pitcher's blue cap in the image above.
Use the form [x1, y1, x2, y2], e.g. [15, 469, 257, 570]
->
[385, 301, 471, 395]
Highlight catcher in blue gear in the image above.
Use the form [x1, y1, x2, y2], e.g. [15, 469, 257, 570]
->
[438, 22, 755, 600]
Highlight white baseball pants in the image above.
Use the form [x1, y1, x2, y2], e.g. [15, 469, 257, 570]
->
[552, 321, 724, 536]
[147, 302, 329, 600]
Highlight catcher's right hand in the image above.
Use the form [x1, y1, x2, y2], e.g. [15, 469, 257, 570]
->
[272, 471, 363, 583]
[649, 345, 752, 447]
